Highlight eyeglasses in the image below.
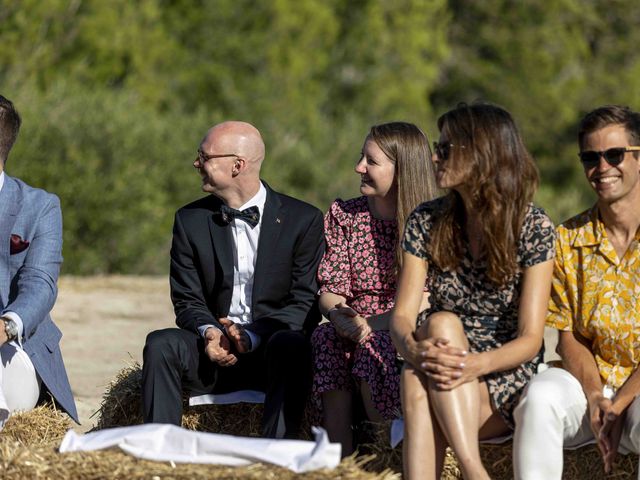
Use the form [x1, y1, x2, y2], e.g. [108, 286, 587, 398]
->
[196, 150, 242, 164]
[432, 141, 465, 161]
[578, 146, 640, 169]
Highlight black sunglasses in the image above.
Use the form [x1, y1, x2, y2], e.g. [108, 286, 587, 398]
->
[432, 141, 465, 161]
[578, 146, 640, 169]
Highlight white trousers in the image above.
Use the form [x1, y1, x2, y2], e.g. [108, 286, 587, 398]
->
[513, 367, 640, 480]
[0, 342, 41, 429]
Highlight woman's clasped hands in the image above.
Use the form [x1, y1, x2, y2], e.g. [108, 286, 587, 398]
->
[328, 302, 372, 344]
[409, 337, 484, 390]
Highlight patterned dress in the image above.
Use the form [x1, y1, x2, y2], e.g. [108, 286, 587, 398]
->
[311, 196, 402, 420]
[402, 197, 556, 428]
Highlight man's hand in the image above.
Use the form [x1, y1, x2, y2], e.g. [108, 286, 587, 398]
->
[587, 391, 619, 468]
[599, 401, 626, 473]
[330, 303, 371, 343]
[204, 326, 237, 366]
[219, 317, 252, 354]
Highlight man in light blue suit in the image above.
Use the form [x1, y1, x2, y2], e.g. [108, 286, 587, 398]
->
[0, 95, 78, 426]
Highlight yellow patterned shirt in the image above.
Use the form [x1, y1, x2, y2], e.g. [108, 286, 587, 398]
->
[547, 205, 640, 389]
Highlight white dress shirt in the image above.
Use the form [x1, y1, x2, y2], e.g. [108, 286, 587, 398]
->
[198, 183, 267, 350]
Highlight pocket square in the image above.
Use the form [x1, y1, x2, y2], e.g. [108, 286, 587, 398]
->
[10, 234, 29, 254]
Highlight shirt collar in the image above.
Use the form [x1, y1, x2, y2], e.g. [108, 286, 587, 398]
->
[572, 204, 601, 247]
[0, 171, 4, 193]
[238, 182, 267, 216]
[572, 203, 640, 248]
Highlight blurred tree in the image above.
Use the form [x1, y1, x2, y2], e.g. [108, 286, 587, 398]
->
[431, 0, 593, 222]
[7, 81, 208, 274]
[2, 0, 638, 272]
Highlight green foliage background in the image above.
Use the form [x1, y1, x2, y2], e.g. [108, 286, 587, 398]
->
[1, 0, 639, 274]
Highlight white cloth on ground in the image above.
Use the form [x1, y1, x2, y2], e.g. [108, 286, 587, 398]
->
[59, 424, 341, 473]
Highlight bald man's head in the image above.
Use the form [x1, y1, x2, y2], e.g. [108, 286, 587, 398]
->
[202, 121, 265, 171]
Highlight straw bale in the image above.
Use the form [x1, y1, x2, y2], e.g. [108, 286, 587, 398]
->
[358, 421, 461, 478]
[0, 437, 398, 479]
[0, 402, 71, 445]
[358, 420, 638, 479]
[95, 362, 268, 435]
[96, 363, 315, 438]
[94, 362, 145, 429]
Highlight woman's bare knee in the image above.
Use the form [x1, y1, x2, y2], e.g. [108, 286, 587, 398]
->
[416, 311, 465, 342]
[401, 365, 428, 404]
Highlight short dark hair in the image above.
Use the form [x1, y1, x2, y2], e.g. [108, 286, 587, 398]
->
[0, 95, 22, 164]
[578, 105, 640, 150]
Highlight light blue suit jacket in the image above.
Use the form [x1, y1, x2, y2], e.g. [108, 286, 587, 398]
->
[0, 174, 78, 423]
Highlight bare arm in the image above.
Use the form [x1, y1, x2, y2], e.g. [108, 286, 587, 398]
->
[600, 365, 640, 471]
[435, 258, 554, 389]
[319, 291, 370, 342]
[558, 328, 618, 468]
[390, 251, 430, 367]
[367, 292, 429, 331]
[474, 258, 554, 375]
[558, 329, 603, 402]
[611, 367, 640, 413]
[319, 291, 347, 318]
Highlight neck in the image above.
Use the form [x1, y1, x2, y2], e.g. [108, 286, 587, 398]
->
[221, 179, 262, 209]
[367, 195, 396, 220]
[598, 192, 640, 243]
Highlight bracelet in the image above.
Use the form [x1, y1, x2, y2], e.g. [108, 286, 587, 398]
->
[326, 307, 339, 321]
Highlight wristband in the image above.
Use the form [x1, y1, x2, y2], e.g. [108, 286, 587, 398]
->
[327, 307, 339, 321]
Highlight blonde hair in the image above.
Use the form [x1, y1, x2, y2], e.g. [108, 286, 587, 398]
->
[368, 122, 441, 268]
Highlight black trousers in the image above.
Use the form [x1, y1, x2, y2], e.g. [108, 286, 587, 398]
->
[141, 327, 312, 438]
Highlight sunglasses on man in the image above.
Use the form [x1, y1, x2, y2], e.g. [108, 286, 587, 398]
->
[578, 146, 640, 169]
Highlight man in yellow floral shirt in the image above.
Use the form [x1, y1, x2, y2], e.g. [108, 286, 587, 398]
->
[514, 105, 640, 479]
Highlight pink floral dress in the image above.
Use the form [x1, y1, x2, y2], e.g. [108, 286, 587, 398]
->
[311, 197, 401, 420]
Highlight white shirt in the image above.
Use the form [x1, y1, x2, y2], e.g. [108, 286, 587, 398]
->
[0, 170, 25, 344]
[198, 183, 267, 350]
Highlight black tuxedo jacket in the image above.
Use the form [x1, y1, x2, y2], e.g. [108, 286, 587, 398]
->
[170, 182, 325, 339]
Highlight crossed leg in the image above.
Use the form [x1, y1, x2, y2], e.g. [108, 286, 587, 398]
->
[401, 311, 508, 480]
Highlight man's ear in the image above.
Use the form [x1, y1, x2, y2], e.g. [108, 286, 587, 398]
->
[231, 158, 245, 176]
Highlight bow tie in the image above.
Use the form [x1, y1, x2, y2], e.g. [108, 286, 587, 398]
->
[219, 205, 260, 228]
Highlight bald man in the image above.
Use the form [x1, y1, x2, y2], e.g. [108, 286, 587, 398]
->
[142, 122, 324, 438]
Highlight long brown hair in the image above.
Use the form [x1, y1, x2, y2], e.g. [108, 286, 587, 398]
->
[430, 103, 538, 285]
[368, 122, 441, 268]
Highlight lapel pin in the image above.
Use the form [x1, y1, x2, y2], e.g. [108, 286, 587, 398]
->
[276, 218, 281, 224]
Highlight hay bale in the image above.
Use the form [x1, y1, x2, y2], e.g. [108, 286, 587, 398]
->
[358, 420, 639, 479]
[0, 436, 398, 479]
[358, 421, 461, 478]
[95, 363, 291, 438]
[94, 363, 145, 429]
[0, 402, 71, 445]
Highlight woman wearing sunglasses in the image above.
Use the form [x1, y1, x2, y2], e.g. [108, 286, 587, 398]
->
[311, 122, 440, 456]
[391, 103, 556, 479]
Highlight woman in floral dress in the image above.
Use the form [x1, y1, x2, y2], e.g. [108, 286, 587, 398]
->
[311, 122, 440, 456]
[391, 103, 556, 480]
